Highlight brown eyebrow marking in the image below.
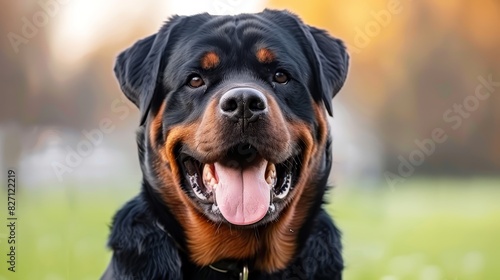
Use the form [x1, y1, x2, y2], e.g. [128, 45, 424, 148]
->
[200, 51, 220, 70]
[256, 48, 276, 64]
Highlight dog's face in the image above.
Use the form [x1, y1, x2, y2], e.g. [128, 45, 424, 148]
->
[115, 9, 348, 271]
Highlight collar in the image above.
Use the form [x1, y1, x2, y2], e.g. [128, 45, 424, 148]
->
[155, 220, 249, 280]
[208, 260, 249, 280]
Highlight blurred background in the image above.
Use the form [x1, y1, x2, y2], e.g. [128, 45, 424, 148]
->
[1, 0, 499, 279]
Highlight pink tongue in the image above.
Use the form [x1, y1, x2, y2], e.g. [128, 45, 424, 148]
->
[214, 160, 271, 225]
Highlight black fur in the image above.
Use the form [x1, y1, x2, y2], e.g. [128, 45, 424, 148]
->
[104, 9, 348, 280]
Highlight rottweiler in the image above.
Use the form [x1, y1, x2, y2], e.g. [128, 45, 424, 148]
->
[102, 9, 349, 280]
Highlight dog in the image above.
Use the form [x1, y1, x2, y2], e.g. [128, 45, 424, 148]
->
[102, 9, 349, 280]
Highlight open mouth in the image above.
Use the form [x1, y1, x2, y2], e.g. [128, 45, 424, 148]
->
[179, 144, 299, 226]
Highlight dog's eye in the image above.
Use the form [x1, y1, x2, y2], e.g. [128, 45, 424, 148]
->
[187, 75, 205, 88]
[273, 71, 289, 84]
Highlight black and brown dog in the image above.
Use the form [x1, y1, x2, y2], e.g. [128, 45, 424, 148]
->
[102, 9, 349, 280]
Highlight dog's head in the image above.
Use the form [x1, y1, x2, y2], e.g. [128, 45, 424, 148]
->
[115, 9, 348, 271]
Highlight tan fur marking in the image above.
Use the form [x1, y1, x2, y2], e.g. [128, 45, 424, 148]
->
[256, 48, 276, 64]
[200, 51, 220, 70]
[149, 101, 167, 148]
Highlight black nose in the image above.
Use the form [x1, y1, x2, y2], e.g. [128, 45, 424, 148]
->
[219, 87, 268, 123]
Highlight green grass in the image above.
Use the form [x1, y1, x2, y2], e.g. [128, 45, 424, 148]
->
[0, 182, 136, 280]
[330, 178, 500, 280]
[1, 178, 499, 280]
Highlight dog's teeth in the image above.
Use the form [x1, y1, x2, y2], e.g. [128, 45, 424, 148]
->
[265, 163, 276, 186]
[203, 164, 211, 180]
[269, 203, 275, 213]
[204, 178, 217, 193]
[203, 164, 218, 188]
[212, 204, 219, 213]
[266, 177, 274, 185]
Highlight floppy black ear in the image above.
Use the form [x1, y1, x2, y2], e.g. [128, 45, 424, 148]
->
[114, 16, 185, 125]
[262, 10, 349, 116]
[307, 26, 349, 116]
